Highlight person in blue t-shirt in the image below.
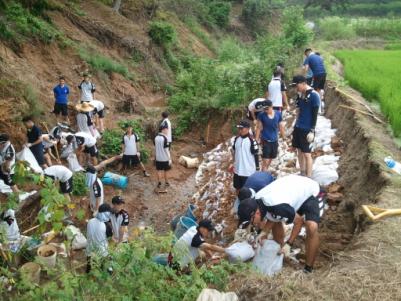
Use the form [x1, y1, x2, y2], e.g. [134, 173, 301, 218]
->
[255, 100, 285, 171]
[53, 76, 70, 123]
[290, 75, 320, 178]
[303, 48, 326, 98]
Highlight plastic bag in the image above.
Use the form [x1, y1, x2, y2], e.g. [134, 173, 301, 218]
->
[16, 147, 43, 174]
[252, 240, 283, 276]
[65, 225, 87, 250]
[225, 242, 255, 262]
[196, 289, 238, 301]
[67, 153, 84, 172]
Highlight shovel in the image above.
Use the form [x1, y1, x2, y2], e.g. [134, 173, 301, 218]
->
[362, 205, 401, 221]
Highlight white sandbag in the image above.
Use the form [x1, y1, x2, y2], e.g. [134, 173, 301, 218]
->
[178, 155, 200, 169]
[252, 240, 283, 276]
[225, 242, 255, 263]
[16, 147, 43, 174]
[196, 288, 238, 301]
[0, 180, 12, 194]
[65, 225, 87, 250]
[67, 153, 84, 172]
[312, 165, 339, 186]
[314, 155, 339, 166]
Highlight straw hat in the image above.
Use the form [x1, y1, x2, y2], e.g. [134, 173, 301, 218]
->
[75, 102, 94, 112]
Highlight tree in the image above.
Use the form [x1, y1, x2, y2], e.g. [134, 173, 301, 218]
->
[113, 0, 122, 13]
[303, 0, 349, 11]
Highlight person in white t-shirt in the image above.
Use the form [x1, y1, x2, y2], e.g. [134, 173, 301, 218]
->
[78, 73, 96, 103]
[110, 196, 129, 244]
[247, 98, 268, 128]
[44, 165, 73, 202]
[238, 175, 322, 273]
[75, 102, 96, 138]
[66, 132, 98, 166]
[0, 134, 20, 194]
[86, 203, 113, 273]
[160, 112, 172, 144]
[121, 125, 149, 177]
[154, 124, 172, 193]
[266, 70, 288, 111]
[173, 219, 226, 268]
[89, 100, 105, 134]
[85, 165, 104, 213]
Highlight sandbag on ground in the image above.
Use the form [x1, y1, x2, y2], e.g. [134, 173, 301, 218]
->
[196, 288, 238, 301]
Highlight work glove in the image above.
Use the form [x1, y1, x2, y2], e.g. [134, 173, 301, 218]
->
[306, 129, 315, 143]
[168, 159, 172, 166]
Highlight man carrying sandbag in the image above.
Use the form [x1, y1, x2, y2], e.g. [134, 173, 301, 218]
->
[173, 220, 226, 268]
[238, 174, 322, 273]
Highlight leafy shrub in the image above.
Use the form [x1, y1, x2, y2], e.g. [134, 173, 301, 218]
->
[282, 6, 312, 48]
[352, 17, 401, 40]
[318, 16, 356, 40]
[242, 0, 271, 33]
[72, 172, 88, 196]
[149, 21, 176, 47]
[184, 17, 216, 53]
[208, 1, 231, 28]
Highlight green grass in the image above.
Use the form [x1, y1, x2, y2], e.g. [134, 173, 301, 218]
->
[335, 50, 401, 136]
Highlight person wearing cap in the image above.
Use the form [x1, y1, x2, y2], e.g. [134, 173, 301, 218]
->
[22, 116, 47, 169]
[303, 48, 326, 99]
[42, 133, 60, 167]
[238, 175, 321, 273]
[67, 132, 98, 166]
[44, 165, 73, 202]
[243, 171, 275, 194]
[0, 134, 20, 193]
[154, 124, 172, 192]
[160, 111, 172, 145]
[76, 102, 97, 138]
[173, 219, 226, 268]
[247, 98, 269, 127]
[86, 203, 113, 273]
[121, 124, 150, 177]
[290, 75, 320, 178]
[89, 100, 106, 134]
[266, 69, 288, 111]
[110, 196, 129, 244]
[255, 100, 285, 171]
[78, 73, 96, 103]
[231, 120, 259, 192]
[53, 76, 70, 124]
[85, 165, 104, 213]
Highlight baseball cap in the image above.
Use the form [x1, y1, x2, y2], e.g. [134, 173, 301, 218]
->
[238, 198, 258, 225]
[0, 134, 9, 143]
[236, 120, 250, 129]
[198, 219, 215, 231]
[112, 195, 125, 205]
[98, 203, 112, 213]
[290, 75, 307, 87]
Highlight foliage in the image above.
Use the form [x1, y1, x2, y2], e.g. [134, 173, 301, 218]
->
[207, 1, 231, 28]
[335, 50, 401, 136]
[149, 20, 177, 47]
[302, 0, 349, 11]
[317, 16, 356, 40]
[78, 48, 132, 78]
[282, 6, 312, 48]
[184, 17, 216, 53]
[0, 1, 60, 44]
[352, 18, 401, 40]
[72, 172, 88, 196]
[242, 0, 271, 33]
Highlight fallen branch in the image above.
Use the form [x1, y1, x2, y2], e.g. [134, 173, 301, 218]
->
[338, 104, 384, 124]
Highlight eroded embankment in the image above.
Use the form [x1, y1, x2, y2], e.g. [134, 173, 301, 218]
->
[231, 84, 401, 301]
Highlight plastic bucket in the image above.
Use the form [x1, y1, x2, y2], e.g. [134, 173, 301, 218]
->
[170, 214, 182, 231]
[20, 262, 41, 284]
[174, 216, 198, 239]
[37, 244, 57, 268]
[152, 253, 169, 266]
[184, 204, 197, 221]
[101, 172, 128, 189]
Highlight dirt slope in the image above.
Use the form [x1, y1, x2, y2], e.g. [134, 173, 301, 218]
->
[231, 84, 401, 300]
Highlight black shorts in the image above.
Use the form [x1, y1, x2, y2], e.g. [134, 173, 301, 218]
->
[54, 103, 68, 116]
[292, 127, 312, 153]
[233, 173, 248, 190]
[0, 170, 14, 186]
[312, 74, 326, 90]
[97, 109, 105, 119]
[84, 145, 98, 157]
[122, 154, 140, 167]
[262, 141, 278, 159]
[155, 161, 171, 171]
[60, 177, 73, 194]
[30, 145, 45, 165]
[297, 196, 321, 223]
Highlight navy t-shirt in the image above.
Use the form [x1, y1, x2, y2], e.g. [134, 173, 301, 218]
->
[27, 125, 42, 143]
[244, 171, 275, 192]
[295, 89, 320, 130]
[258, 110, 282, 142]
[53, 85, 70, 104]
[304, 53, 326, 76]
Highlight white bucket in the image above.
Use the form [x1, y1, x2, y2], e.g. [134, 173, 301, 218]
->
[37, 244, 57, 268]
[20, 262, 41, 284]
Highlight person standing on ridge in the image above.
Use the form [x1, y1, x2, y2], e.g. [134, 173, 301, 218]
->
[53, 76, 70, 124]
[78, 72, 96, 103]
